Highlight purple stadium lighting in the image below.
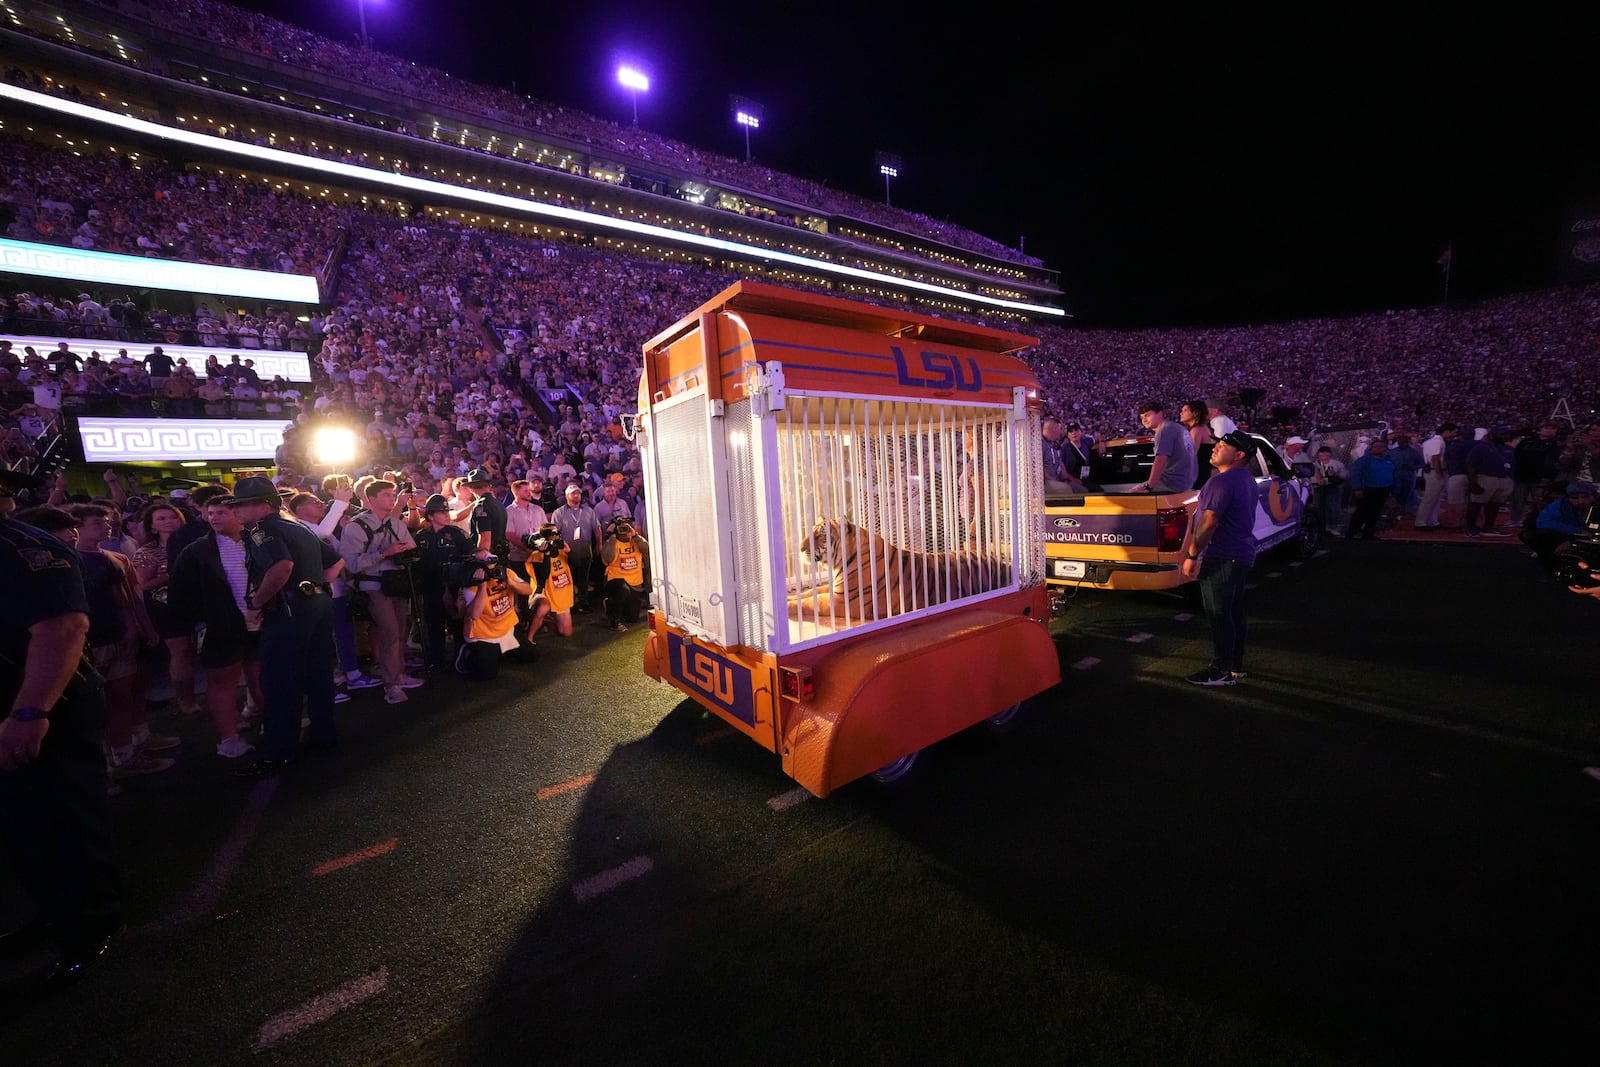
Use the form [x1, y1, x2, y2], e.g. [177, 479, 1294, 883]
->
[617, 65, 650, 126]
[732, 96, 763, 164]
[875, 150, 902, 207]
[355, 0, 377, 49]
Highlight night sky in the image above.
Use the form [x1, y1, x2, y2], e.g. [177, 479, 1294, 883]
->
[236, 2, 1599, 328]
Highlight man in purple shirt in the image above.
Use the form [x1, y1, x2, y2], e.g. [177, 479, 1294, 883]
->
[1180, 431, 1260, 686]
[1464, 427, 1514, 537]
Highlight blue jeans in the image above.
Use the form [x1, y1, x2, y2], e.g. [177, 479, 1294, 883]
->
[1198, 557, 1250, 673]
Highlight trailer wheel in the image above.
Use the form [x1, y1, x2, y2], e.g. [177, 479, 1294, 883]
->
[870, 750, 920, 784]
[986, 700, 1026, 734]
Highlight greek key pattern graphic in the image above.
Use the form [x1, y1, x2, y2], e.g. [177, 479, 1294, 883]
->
[77, 418, 288, 462]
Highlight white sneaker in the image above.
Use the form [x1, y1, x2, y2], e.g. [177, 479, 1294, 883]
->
[395, 675, 426, 689]
[384, 685, 408, 705]
[216, 736, 254, 759]
[334, 691, 351, 704]
[345, 672, 383, 691]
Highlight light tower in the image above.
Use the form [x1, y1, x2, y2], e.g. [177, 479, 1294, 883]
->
[731, 96, 763, 164]
[617, 65, 650, 127]
[875, 150, 902, 207]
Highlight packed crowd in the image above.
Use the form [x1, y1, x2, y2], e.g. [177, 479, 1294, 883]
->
[6, 458, 652, 788]
[57, 0, 1039, 267]
[0, 136, 344, 278]
[1034, 285, 1600, 442]
[3, 133, 1597, 471]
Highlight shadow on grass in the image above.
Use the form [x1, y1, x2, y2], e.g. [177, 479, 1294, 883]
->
[415, 584, 1600, 1065]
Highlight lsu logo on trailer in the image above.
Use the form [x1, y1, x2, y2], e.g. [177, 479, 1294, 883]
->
[667, 633, 756, 725]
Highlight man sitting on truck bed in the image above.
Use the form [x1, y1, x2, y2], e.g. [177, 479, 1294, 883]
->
[1130, 400, 1197, 495]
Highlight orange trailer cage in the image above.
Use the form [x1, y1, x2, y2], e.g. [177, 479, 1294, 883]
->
[635, 281, 1059, 796]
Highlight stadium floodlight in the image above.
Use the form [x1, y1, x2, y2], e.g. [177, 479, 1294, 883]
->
[311, 425, 359, 468]
[875, 150, 902, 207]
[617, 65, 650, 126]
[355, 0, 378, 49]
[731, 96, 763, 164]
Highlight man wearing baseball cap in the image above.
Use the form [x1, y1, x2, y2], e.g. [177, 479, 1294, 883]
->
[1179, 431, 1261, 686]
[460, 468, 507, 558]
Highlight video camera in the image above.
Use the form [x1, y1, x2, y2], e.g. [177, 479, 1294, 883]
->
[1556, 504, 1600, 588]
[520, 523, 565, 555]
[606, 516, 635, 539]
[443, 553, 505, 587]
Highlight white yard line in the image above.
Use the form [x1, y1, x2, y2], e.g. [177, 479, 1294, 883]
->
[573, 856, 655, 903]
[140, 776, 279, 934]
[767, 787, 812, 812]
[253, 967, 389, 1052]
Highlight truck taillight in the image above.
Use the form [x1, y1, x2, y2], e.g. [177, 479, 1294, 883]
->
[780, 667, 814, 700]
[1157, 506, 1187, 552]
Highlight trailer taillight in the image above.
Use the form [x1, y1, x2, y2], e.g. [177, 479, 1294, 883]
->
[780, 667, 814, 701]
[1157, 506, 1188, 553]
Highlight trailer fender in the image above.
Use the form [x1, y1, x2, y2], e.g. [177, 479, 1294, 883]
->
[782, 609, 1058, 797]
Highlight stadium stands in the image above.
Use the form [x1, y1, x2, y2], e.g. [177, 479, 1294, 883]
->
[1, 0, 1596, 492]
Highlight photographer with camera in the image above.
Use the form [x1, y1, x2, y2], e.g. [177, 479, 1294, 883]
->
[1525, 481, 1596, 573]
[339, 480, 424, 706]
[600, 516, 650, 633]
[413, 494, 473, 671]
[523, 522, 575, 638]
[453, 551, 533, 680]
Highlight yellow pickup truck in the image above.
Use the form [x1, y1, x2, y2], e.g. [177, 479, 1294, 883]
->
[1044, 431, 1322, 600]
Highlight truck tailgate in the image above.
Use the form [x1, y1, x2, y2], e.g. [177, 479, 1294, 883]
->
[1043, 492, 1196, 587]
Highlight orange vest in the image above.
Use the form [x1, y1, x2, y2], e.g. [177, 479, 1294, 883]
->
[541, 552, 575, 614]
[465, 575, 518, 643]
[605, 540, 644, 586]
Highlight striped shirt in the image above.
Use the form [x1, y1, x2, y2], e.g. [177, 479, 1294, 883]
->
[217, 534, 252, 623]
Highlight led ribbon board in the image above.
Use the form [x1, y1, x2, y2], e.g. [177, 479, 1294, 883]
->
[0, 83, 1063, 318]
[77, 417, 288, 462]
[3, 333, 312, 382]
[0, 237, 319, 304]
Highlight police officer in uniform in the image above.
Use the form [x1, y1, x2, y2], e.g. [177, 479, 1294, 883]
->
[413, 494, 472, 671]
[462, 468, 508, 556]
[227, 477, 340, 777]
[0, 468, 123, 989]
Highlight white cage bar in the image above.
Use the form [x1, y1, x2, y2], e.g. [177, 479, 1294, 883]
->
[771, 393, 1036, 651]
